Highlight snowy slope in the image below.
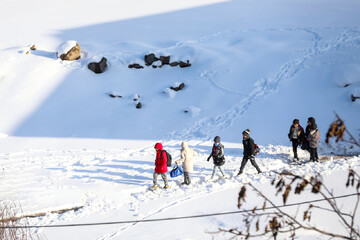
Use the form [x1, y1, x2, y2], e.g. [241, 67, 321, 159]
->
[0, 0, 360, 239]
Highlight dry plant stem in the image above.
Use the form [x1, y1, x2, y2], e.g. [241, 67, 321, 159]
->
[350, 185, 360, 238]
[307, 176, 360, 238]
[249, 182, 352, 239]
[334, 112, 360, 147]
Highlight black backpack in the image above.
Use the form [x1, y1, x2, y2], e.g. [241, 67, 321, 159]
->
[161, 150, 172, 167]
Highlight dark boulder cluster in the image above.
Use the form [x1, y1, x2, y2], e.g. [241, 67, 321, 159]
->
[128, 53, 191, 69]
[88, 57, 108, 74]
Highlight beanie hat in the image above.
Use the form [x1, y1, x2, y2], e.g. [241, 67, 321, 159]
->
[214, 136, 221, 142]
[242, 129, 250, 137]
[293, 119, 299, 124]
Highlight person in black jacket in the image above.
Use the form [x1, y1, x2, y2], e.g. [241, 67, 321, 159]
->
[207, 136, 226, 179]
[288, 119, 304, 161]
[301, 117, 316, 152]
[237, 129, 262, 176]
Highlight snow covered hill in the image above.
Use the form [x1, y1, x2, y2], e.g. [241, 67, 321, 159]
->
[0, 0, 360, 239]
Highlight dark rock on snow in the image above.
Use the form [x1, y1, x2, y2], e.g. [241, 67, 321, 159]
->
[351, 94, 360, 102]
[170, 83, 185, 91]
[144, 53, 159, 66]
[179, 60, 191, 68]
[160, 56, 170, 65]
[170, 62, 179, 67]
[88, 57, 108, 74]
[128, 63, 144, 69]
[109, 93, 122, 98]
[136, 102, 142, 109]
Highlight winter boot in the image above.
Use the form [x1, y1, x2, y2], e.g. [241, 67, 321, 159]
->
[164, 185, 170, 189]
[153, 185, 158, 190]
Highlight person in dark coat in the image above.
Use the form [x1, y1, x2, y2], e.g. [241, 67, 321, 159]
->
[302, 117, 316, 151]
[237, 129, 262, 176]
[307, 122, 320, 162]
[288, 119, 305, 161]
[153, 142, 169, 189]
[207, 136, 226, 179]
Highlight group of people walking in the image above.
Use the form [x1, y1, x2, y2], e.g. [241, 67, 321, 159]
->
[152, 117, 320, 189]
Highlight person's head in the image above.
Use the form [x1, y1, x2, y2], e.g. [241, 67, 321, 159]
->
[307, 117, 315, 125]
[181, 141, 188, 149]
[293, 119, 299, 127]
[154, 142, 163, 151]
[242, 129, 250, 139]
[214, 136, 221, 146]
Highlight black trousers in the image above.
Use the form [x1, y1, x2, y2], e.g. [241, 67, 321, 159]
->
[239, 156, 261, 174]
[309, 147, 318, 161]
[291, 139, 299, 158]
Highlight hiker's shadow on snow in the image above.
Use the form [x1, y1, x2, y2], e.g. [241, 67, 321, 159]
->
[70, 159, 154, 185]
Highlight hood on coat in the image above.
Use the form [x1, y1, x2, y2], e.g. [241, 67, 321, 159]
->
[181, 141, 189, 150]
[154, 142, 163, 151]
[311, 122, 318, 130]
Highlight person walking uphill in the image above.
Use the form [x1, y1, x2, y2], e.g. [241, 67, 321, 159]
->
[175, 141, 197, 185]
[288, 119, 304, 161]
[307, 122, 320, 162]
[207, 136, 227, 180]
[237, 129, 262, 176]
[153, 142, 169, 189]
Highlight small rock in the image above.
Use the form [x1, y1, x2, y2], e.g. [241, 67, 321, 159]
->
[56, 41, 81, 61]
[136, 102, 142, 109]
[133, 94, 140, 101]
[351, 94, 359, 102]
[109, 93, 122, 98]
[30, 45, 36, 50]
[128, 63, 144, 69]
[170, 83, 185, 91]
[160, 56, 170, 65]
[170, 62, 179, 67]
[88, 57, 108, 74]
[179, 60, 191, 68]
[145, 53, 159, 66]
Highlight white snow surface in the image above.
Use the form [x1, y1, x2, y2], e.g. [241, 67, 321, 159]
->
[0, 0, 360, 239]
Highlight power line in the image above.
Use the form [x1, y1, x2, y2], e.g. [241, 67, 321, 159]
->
[1, 193, 358, 229]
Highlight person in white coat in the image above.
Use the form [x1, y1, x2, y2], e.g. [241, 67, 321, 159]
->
[175, 141, 197, 185]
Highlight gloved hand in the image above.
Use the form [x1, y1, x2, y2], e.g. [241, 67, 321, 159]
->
[207, 156, 211, 162]
[250, 155, 255, 159]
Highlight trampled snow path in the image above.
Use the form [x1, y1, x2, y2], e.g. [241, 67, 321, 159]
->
[2, 140, 356, 239]
[168, 27, 360, 140]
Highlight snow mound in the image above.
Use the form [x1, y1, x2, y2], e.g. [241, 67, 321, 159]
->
[56, 40, 78, 56]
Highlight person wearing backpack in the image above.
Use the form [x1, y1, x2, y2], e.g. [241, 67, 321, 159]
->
[237, 129, 262, 176]
[175, 141, 197, 185]
[207, 136, 227, 179]
[153, 142, 169, 189]
[302, 117, 316, 151]
[307, 121, 320, 162]
[288, 119, 304, 161]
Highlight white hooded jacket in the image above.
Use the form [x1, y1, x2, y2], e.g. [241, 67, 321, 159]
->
[175, 142, 197, 172]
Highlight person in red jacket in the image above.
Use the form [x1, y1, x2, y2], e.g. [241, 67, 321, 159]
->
[153, 142, 169, 189]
